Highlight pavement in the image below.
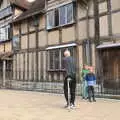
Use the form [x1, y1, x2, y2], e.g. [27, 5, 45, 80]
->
[0, 90, 119, 120]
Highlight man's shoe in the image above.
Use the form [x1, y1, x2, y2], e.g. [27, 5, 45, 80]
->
[64, 104, 69, 108]
[70, 103, 75, 109]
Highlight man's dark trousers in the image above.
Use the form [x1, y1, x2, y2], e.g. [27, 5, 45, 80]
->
[64, 75, 76, 105]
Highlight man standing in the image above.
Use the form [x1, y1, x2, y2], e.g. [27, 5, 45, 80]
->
[63, 49, 76, 108]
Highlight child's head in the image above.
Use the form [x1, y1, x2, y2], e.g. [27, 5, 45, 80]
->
[89, 66, 94, 73]
[83, 64, 89, 70]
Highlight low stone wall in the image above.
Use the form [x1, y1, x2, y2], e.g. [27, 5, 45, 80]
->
[5, 80, 80, 94]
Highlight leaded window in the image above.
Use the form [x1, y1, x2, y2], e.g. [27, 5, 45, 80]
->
[48, 47, 75, 70]
[0, 25, 11, 41]
[59, 3, 74, 25]
[47, 10, 55, 29]
[47, 3, 75, 29]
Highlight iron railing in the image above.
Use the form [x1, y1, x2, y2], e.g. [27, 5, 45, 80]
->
[0, 69, 120, 98]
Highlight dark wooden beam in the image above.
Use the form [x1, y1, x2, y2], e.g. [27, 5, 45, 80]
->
[107, 0, 113, 41]
[94, 0, 100, 46]
[27, 19, 29, 82]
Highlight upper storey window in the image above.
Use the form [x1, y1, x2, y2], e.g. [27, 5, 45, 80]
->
[47, 3, 75, 30]
[47, 10, 55, 29]
[0, 6, 12, 19]
[0, 25, 11, 42]
[59, 3, 73, 25]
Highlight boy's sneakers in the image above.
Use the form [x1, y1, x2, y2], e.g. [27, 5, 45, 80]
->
[88, 99, 96, 102]
[89, 99, 92, 102]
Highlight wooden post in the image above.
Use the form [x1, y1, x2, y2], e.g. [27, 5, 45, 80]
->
[94, 0, 100, 46]
[3, 60, 6, 87]
[35, 16, 39, 82]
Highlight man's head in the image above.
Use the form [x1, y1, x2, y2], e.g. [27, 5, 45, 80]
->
[64, 49, 70, 57]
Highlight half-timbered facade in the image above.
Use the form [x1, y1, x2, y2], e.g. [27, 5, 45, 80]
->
[96, 0, 120, 94]
[0, 0, 30, 87]
[11, 0, 120, 95]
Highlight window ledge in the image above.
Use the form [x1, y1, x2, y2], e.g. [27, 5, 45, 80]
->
[46, 21, 75, 31]
[47, 69, 66, 72]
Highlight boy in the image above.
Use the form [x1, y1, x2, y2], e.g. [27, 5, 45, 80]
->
[85, 67, 96, 102]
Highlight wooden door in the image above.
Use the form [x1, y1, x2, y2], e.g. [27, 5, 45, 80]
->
[101, 48, 120, 89]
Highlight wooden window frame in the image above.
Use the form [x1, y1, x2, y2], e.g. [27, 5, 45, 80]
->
[59, 3, 74, 26]
[0, 25, 10, 41]
[48, 46, 75, 71]
[47, 3, 75, 30]
[47, 10, 55, 29]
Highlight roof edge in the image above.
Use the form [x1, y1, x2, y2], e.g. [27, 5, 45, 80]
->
[13, 9, 45, 23]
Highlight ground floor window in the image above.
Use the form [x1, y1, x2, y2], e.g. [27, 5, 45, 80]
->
[83, 40, 92, 65]
[48, 46, 76, 71]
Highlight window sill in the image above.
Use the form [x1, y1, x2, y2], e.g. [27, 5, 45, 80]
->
[47, 69, 66, 72]
[0, 39, 11, 43]
[46, 21, 75, 31]
[13, 49, 20, 52]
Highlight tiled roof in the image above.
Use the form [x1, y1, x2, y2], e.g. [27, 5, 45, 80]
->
[10, 0, 31, 9]
[13, 0, 45, 22]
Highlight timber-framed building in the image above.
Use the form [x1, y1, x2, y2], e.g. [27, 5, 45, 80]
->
[0, 0, 30, 86]
[3, 0, 120, 94]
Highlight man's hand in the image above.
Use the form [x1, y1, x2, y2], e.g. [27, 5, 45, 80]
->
[67, 77, 72, 82]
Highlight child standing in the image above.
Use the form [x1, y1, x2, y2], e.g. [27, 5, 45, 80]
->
[85, 67, 96, 102]
[81, 64, 89, 99]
